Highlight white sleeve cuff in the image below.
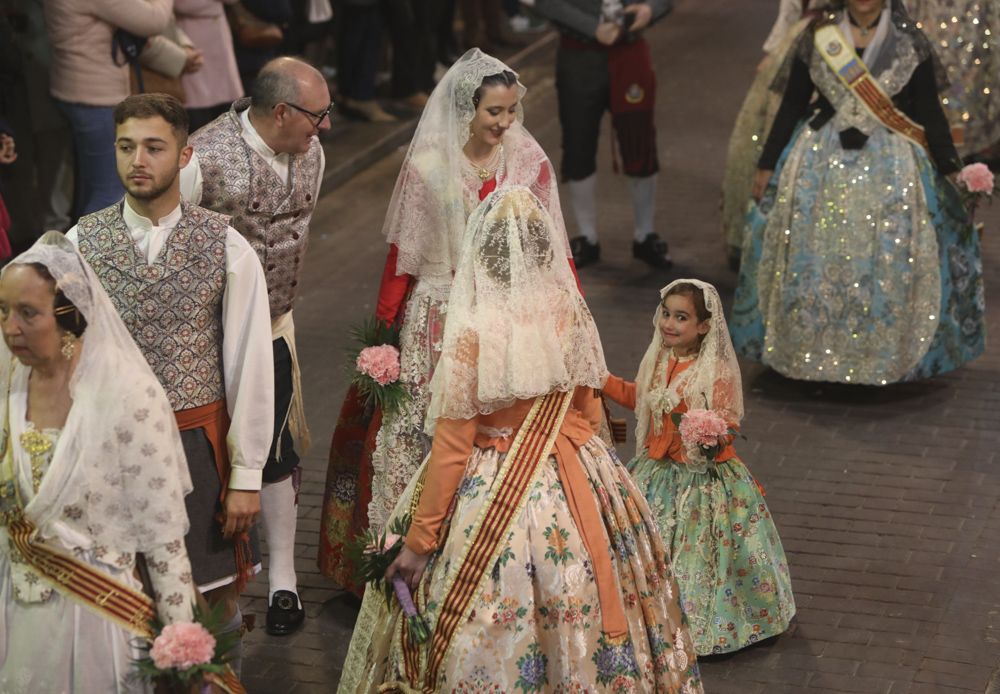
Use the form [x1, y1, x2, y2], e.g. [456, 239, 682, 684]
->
[228, 465, 263, 491]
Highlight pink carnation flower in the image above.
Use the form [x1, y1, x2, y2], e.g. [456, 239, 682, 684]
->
[149, 622, 216, 671]
[678, 408, 730, 448]
[958, 162, 995, 194]
[356, 345, 401, 386]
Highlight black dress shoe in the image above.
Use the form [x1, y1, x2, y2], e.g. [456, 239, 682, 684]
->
[632, 233, 673, 269]
[570, 235, 601, 268]
[266, 590, 305, 636]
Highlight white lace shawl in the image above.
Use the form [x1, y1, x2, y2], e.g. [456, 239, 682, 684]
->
[424, 188, 607, 431]
[633, 279, 745, 456]
[383, 48, 570, 290]
[0, 232, 192, 555]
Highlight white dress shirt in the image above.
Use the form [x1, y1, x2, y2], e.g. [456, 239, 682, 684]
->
[178, 107, 326, 207]
[66, 199, 275, 491]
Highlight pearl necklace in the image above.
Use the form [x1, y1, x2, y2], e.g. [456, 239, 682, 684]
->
[466, 144, 504, 182]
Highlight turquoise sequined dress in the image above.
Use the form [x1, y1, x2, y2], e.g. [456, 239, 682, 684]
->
[732, 22, 985, 384]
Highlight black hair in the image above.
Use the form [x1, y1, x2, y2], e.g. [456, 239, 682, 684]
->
[472, 70, 518, 108]
[28, 263, 88, 337]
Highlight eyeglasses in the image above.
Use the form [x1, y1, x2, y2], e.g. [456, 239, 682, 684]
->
[280, 101, 334, 127]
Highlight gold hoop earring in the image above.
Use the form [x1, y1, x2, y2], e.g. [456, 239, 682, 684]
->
[60, 332, 77, 361]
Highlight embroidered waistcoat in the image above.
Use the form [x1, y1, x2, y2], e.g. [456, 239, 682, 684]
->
[77, 203, 227, 411]
[191, 98, 322, 318]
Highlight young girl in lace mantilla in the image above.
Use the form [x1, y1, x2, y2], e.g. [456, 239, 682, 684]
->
[603, 279, 796, 656]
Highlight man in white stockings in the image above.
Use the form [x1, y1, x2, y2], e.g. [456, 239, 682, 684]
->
[180, 56, 330, 635]
[67, 93, 275, 676]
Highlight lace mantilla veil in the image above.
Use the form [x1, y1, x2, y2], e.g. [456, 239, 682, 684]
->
[383, 48, 570, 290]
[0, 232, 192, 554]
[633, 279, 745, 456]
[424, 187, 607, 431]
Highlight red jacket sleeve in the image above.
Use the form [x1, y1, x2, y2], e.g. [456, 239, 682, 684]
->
[375, 244, 414, 323]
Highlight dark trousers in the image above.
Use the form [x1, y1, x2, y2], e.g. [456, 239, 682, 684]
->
[555, 42, 659, 181]
[262, 337, 299, 483]
[337, 4, 381, 100]
[382, 0, 442, 97]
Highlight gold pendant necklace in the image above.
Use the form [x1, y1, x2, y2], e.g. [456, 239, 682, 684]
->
[468, 145, 503, 182]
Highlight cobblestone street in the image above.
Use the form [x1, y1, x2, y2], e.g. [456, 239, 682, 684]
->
[239, 0, 1000, 691]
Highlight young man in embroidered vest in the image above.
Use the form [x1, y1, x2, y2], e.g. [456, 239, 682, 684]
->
[65, 93, 275, 675]
[178, 56, 329, 636]
[530, 0, 674, 269]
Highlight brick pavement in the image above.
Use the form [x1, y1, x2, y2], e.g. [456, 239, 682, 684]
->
[240, 0, 1000, 691]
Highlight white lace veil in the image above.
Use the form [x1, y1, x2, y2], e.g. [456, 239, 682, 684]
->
[633, 279, 744, 456]
[425, 187, 607, 431]
[383, 48, 570, 289]
[0, 232, 192, 554]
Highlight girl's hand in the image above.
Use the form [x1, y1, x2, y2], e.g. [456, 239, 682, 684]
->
[386, 545, 431, 593]
[751, 169, 773, 202]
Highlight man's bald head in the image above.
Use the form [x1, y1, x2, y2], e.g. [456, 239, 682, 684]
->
[250, 57, 326, 117]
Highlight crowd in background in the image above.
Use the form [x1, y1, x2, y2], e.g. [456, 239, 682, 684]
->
[0, 0, 547, 258]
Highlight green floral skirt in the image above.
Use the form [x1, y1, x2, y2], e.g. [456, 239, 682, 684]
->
[627, 454, 796, 655]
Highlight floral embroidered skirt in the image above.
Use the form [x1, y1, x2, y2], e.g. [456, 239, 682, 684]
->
[341, 439, 703, 693]
[627, 454, 796, 656]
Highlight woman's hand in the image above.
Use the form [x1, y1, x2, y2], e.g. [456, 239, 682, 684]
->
[751, 168, 774, 202]
[183, 47, 204, 74]
[386, 545, 431, 593]
[623, 3, 653, 31]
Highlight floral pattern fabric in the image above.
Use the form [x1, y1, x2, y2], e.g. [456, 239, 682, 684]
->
[367, 286, 447, 528]
[349, 439, 703, 693]
[627, 453, 795, 656]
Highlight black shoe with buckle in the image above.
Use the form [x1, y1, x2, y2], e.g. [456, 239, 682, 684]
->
[570, 235, 601, 268]
[266, 590, 305, 636]
[632, 233, 673, 269]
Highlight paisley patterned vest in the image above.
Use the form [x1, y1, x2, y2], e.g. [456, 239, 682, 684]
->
[77, 202, 228, 411]
[191, 98, 322, 318]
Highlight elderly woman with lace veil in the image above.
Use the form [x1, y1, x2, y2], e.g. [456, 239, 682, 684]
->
[319, 49, 579, 592]
[336, 188, 701, 693]
[0, 233, 197, 691]
[732, 0, 985, 385]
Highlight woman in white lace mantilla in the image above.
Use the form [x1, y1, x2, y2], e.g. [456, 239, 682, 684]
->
[319, 49, 579, 589]
[0, 233, 197, 693]
[339, 187, 701, 693]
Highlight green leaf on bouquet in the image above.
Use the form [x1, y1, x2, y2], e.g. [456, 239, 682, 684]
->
[347, 513, 414, 602]
[670, 412, 684, 426]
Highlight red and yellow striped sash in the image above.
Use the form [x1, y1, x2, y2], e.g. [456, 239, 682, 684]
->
[8, 518, 155, 637]
[815, 24, 930, 152]
[409, 391, 572, 693]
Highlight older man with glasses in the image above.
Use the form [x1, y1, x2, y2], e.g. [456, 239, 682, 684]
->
[180, 55, 330, 638]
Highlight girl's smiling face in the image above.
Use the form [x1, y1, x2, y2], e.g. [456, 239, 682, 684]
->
[658, 293, 710, 356]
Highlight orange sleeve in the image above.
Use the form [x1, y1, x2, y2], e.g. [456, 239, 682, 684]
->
[602, 374, 637, 411]
[405, 416, 478, 554]
[375, 244, 414, 323]
[572, 387, 604, 434]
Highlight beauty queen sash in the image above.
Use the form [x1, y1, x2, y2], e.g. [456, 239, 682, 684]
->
[814, 24, 930, 152]
[405, 391, 573, 693]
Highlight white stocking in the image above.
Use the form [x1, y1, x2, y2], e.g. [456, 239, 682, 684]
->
[260, 475, 299, 607]
[566, 174, 598, 243]
[626, 173, 658, 242]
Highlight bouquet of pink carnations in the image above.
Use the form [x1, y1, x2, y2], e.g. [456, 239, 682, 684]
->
[348, 513, 431, 644]
[134, 603, 244, 693]
[672, 407, 738, 464]
[955, 162, 997, 230]
[347, 318, 409, 416]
